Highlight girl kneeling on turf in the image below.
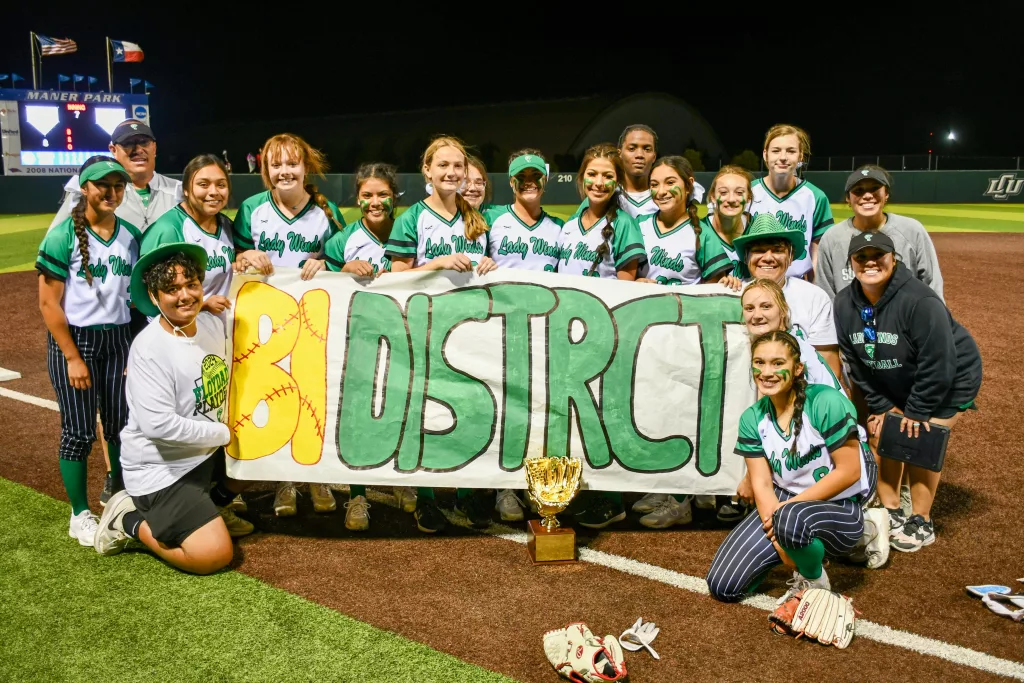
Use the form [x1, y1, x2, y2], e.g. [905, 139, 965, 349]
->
[37, 157, 141, 547]
[706, 330, 876, 603]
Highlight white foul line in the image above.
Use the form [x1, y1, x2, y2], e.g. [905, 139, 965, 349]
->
[2, 387, 1022, 680]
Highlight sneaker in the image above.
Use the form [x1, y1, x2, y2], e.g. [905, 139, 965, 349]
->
[69, 509, 100, 547]
[777, 568, 831, 606]
[456, 491, 492, 529]
[890, 514, 935, 553]
[851, 507, 891, 569]
[576, 496, 627, 529]
[219, 507, 255, 537]
[632, 492, 669, 514]
[414, 499, 447, 534]
[310, 483, 337, 513]
[99, 472, 123, 507]
[900, 484, 912, 517]
[717, 498, 753, 524]
[344, 495, 370, 531]
[227, 494, 247, 513]
[495, 489, 525, 522]
[887, 507, 907, 535]
[94, 490, 136, 555]
[274, 482, 298, 517]
[640, 495, 693, 529]
[694, 495, 717, 510]
[394, 486, 418, 514]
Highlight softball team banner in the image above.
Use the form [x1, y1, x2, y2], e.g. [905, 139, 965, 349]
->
[222, 270, 756, 494]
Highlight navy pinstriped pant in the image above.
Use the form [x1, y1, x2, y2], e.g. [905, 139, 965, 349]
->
[46, 325, 132, 461]
[706, 452, 878, 603]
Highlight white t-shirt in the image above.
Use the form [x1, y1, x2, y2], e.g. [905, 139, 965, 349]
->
[385, 201, 486, 266]
[750, 178, 833, 279]
[783, 277, 837, 347]
[637, 213, 700, 285]
[483, 204, 565, 271]
[121, 314, 231, 496]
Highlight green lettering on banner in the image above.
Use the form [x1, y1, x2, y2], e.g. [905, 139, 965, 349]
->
[679, 294, 744, 475]
[396, 294, 430, 471]
[337, 291, 412, 468]
[604, 295, 691, 471]
[545, 288, 615, 466]
[420, 289, 496, 470]
[489, 284, 557, 470]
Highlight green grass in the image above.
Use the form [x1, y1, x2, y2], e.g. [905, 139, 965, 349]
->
[0, 477, 515, 683]
[3, 204, 1023, 275]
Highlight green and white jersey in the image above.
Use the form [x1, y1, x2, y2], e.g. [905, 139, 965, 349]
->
[324, 220, 391, 275]
[384, 201, 486, 266]
[696, 217, 742, 280]
[797, 335, 843, 395]
[637, 213, 700, 285]
[36, 216, 141, 327]
[141, 206, 236, 300]
[233, 191, 342, 268]
[620, 190, 658, 219]
[749, 178, 833, 279]
[735, 384, 869, 500]
[483, 204, 565, 271]
[557, 205, 647, 279]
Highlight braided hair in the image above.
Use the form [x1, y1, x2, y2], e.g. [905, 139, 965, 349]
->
[73, 155, 121, 286]
[576, 143, 625, 274]
[751, 329, 807, 442]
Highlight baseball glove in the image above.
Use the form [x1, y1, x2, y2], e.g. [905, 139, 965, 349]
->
[769, 588, 857, 649]
[543, 622, 628, 682]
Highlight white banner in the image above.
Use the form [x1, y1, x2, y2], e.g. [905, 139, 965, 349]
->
[222, 269, 755, 494]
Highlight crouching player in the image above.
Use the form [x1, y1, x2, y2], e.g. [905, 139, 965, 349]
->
[94, 243, 251, 574]
[706, 331, 876, 603]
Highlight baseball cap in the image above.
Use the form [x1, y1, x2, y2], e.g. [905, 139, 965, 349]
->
[509, 153, 547, 178]
[845, 167, 891, 194]
[848, 231, 895, 258]
[111, 120, 155, 145]
[79, 159, 131, 186]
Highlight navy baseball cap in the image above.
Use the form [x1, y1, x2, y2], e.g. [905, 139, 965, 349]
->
[848, 231, 896, 259]
[111, 120, 155, 145]
[845, 167, 891, 194]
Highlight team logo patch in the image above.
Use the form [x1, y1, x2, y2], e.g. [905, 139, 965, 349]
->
[194, 354, 228, 419]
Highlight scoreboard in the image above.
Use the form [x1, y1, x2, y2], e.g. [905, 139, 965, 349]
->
[0, 89, 151, 176]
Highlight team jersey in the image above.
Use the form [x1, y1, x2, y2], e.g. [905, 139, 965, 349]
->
[233, 190, 342, 268]
[483, 204, 565, 271]
[749, 178, 833, 278]
[384, 201, 486, 266]
[324, 219, 392, 275]
[557, 204, 647, 279]
[637, 213, 700, 285]
[735, 384, 870, 500]
[797, 335, 843, 394]
[36, 216, 141, 327]
[696, 216, 742, 280]
[141, 206, 236, 300]
[620, 190, 658, 218]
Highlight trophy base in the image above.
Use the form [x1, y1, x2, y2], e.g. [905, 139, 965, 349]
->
[526, 519, 577, 564]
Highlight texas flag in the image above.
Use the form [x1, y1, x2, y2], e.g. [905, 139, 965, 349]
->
[110, 40, 144, 63]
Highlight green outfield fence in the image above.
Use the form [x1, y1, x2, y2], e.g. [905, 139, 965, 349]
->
[2, 170, 1023, 214]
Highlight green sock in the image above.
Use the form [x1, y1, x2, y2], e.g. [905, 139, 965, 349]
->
[349, 485, 366, 498]
[602, 491, 623, 506]
[417, 487, 434, 500]
[456, 488, 474, 500]
[746, 568, 771, 594]
[671, 493, 690, 503]
[106, 442, 122, 479]
[59, 459, 90, 515]
[781, 538, 826, 580]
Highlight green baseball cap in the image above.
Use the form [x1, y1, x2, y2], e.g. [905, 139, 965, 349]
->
[732, 213, 807, 277]
[79, 160, 131, 186]
[130, 242, 208, 318]
[508, 153, 547, 178]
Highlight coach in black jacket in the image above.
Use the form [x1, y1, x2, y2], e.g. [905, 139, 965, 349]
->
[834, 232, 981, 554]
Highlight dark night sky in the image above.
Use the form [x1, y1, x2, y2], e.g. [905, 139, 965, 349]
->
[5, 10, 1023, 161]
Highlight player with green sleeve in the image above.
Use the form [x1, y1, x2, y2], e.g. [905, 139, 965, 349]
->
[695, 166, 755, 283]
[635, 156, 702, 288]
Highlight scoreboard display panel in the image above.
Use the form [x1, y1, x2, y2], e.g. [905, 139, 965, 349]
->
[0, 89, 151, 176]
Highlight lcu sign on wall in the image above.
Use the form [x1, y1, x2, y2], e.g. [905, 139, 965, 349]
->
[222, 270, 756, 494]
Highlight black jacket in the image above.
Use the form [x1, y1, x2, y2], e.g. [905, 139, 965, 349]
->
[833, 262, 981, 421]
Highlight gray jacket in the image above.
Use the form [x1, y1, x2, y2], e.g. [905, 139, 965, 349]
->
[816, 213, 943, 301]
[48, 172, 182, 233]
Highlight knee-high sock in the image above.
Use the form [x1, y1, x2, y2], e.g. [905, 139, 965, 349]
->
[781, 537, 825, 580]
[59, 459, 90, 515]
[417, 487, 435, 500]
[106, 442, 122, 479]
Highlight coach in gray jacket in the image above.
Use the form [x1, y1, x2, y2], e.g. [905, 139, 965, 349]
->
[49, 120, 182, 233]
[816, 166, 942, 301]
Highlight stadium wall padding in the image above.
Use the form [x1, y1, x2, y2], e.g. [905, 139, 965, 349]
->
[2, 170, 1022, 214]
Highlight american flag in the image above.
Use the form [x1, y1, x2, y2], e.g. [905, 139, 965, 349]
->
[36, 35, 78, 56]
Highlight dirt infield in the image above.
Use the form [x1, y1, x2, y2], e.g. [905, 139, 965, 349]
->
[2, 233, 1023, 681]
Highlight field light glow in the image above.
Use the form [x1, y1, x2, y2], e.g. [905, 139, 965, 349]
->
[948, 131, 956, 141]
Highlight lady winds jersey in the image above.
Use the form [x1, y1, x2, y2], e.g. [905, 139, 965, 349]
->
[234, 191, 342, 267]
[324, 220, 391, 274]
[484, 205, 564, 271]
[637, 213, 700, 285]
[749, 178, 833, 278]
[385, 201, 486, 266]
[142, 206, 235, 299]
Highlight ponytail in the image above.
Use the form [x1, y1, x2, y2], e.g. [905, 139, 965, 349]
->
[70, 194, 93, 286]
[791, 372, 808, 443]
[305, 182, 343, 232]
[591, 189, 619, 274]
[687, 197, 701, 242]
[455, 192, 489, 241]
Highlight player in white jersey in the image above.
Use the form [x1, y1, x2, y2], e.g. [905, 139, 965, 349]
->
[635, 156, 702, 287]
[484, 149, 565, 273]
[749, 124, 833, 280]
[142, 155, 236, 315]
[36, 158, 141, 547]
[233, 133, 343, 517]
[385, 136, 497, 534]
[706, 331, 876, 602]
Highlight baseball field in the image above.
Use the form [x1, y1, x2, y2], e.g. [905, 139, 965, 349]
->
[2, 204, 1023, 682]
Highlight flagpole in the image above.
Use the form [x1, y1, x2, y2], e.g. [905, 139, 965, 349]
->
[106, 37, 113, 93]
[30, 32, 37, 89]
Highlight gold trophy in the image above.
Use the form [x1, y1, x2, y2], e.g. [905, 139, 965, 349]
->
[525, 455, 583, 564]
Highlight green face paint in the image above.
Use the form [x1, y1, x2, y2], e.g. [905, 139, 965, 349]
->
[668, 186, 684, 200]
[603, 179, 617, 191]
[777, 369, 791, 380]
[752, 367, 762, 376]
[583, 177, 595, 188]
[380, 196, 393, 214]
[358, 199, 371, 212]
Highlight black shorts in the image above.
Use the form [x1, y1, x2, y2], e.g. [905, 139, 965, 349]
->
[131, 455, 220, 547]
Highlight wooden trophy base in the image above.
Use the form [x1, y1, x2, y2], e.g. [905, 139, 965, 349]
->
[526, 519, 577, 564]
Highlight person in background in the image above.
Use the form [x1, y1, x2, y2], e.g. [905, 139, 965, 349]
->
[463, 156, 492, 211]
[247, 153, 257, 174]
[816, 166, 943, 301]
[222, 150, 232, 175]
[614, 124, 707, 220]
